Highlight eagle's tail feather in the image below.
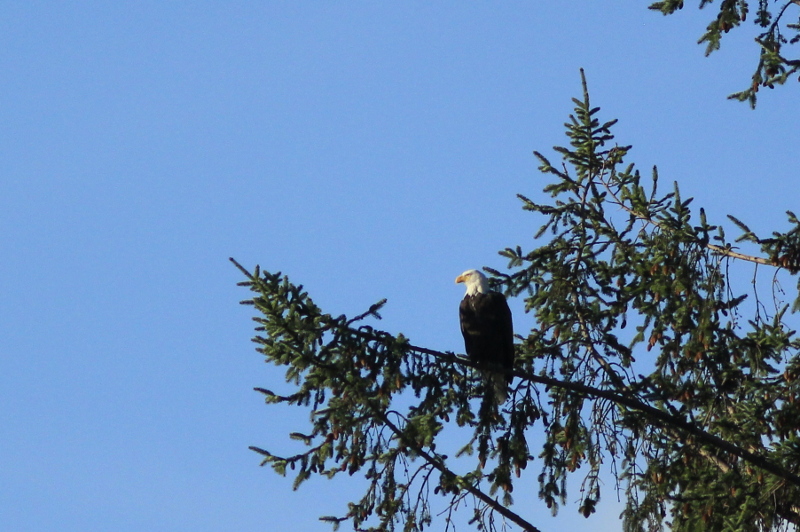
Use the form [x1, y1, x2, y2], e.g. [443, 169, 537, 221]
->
[480, 370, 508, 404]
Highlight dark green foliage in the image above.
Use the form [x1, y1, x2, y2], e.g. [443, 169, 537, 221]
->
[235, 73, 800, 531]
[648, 0, 800, 106]
[232, 263, 539, 532]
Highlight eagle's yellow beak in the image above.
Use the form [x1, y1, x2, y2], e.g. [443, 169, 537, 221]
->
[455, 274, 465, 284]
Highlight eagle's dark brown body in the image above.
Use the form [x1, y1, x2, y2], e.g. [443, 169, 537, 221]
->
[459, 290, 514, 399]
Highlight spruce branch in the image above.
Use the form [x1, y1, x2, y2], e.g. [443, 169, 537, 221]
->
[376, 411, 543, 532]
[403, 343, 800, 489]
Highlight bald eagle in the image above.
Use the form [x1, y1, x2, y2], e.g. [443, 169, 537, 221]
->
[455, 269, 514, 402]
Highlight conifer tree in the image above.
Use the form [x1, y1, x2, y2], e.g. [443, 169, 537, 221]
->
[649, 0, 800, 106]
[233, 71, 800, 532]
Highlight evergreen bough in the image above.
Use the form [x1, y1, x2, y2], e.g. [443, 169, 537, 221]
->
[650, 0, 800, 107]
[233, 72, 800, 532]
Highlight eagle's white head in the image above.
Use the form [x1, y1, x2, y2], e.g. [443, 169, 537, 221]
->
[455, 269, 489, 296]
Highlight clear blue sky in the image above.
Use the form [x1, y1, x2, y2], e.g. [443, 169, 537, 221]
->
[1, 3, 796, 531]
